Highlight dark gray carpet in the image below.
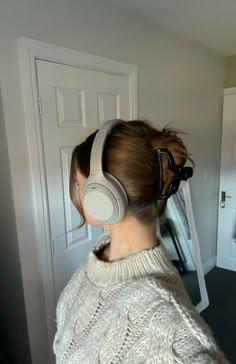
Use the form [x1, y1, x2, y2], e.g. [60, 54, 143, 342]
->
[201, 267, 236, 364]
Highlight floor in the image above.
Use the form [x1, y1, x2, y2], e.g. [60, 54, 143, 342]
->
[201, 267, 236, 364]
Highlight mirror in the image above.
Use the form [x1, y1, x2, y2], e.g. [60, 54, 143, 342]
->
[158, 180, 209, 313]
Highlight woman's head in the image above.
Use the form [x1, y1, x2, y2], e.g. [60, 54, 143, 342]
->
[70, 120, 193, 226]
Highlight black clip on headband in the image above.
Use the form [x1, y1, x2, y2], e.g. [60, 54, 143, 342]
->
[155, 148, 193, 200]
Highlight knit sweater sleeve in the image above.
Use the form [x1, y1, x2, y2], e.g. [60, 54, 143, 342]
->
[171, 319, 230, 364]
[146, 300, 230, 364]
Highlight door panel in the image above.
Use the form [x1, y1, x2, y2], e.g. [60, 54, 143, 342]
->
[36, 59, 131, 299]
[217, 92, 236, 271]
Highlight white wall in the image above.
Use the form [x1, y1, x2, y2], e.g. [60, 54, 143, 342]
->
[0, 0, 224, 362]
[0, 86, 31, 363]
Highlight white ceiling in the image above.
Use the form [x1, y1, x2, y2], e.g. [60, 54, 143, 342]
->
[108, 0, 236, 56]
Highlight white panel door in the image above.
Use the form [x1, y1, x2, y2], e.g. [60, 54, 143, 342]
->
[217, 90, 236, 271]
[36, 59, 131, 300]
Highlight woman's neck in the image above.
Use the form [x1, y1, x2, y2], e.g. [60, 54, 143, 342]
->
[103, 215, 159, 262]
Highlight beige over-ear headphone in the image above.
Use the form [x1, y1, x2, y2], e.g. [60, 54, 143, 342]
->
[83, 119, 128, 224]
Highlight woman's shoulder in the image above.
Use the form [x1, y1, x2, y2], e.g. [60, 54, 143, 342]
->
[146, 300, 229, 363]
[113, 272, 190, 332]
[147, 297, 229, 363]
[137, 274, 231, 363]
[120, 263, 191, 306]
[123, 275, 229, 363]
[124, 272, 206, 329]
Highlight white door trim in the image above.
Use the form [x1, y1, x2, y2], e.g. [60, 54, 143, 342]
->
[18, 37, 138, 364]
[223, 87, 236, 95]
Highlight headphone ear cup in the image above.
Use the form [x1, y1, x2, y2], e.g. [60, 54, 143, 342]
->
[83, 173, 128, 224]
[104, 172, 128, 220]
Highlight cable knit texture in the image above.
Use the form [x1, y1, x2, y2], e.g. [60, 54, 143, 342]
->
[53, 232, 229, 363]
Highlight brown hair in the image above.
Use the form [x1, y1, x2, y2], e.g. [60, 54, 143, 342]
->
[69, 120, 193, 226]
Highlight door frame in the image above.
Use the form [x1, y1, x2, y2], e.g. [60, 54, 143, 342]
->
[18, 37, 138, 364]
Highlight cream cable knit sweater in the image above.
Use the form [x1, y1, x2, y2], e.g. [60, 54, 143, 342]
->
[53, 232, 229, 363]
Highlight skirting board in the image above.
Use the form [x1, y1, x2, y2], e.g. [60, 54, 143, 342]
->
[203, 256, 216, 275]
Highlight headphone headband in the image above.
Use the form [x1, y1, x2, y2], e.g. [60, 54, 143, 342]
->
[90, 119, 122, 175]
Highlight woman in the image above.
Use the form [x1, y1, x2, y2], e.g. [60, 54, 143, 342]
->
[53, 119, 229, 363]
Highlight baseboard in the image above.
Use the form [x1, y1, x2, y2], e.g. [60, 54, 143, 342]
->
[203, 256, 216, 275]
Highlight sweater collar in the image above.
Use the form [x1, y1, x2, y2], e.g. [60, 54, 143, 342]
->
[86, 232, 174, 286]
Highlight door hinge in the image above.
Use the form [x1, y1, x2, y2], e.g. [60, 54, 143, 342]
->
[38, 96, 43, 115]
